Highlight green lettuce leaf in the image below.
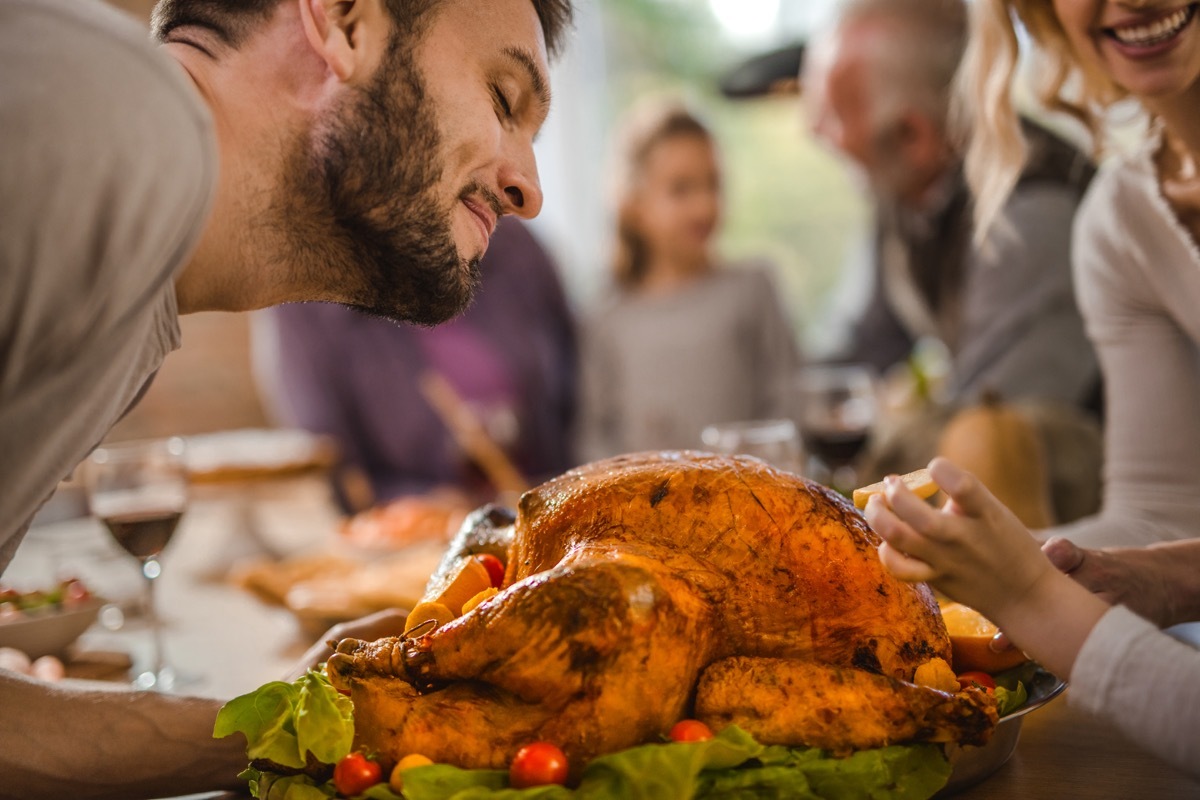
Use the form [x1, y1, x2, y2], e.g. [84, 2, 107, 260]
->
[398, 766, 510, 800]
[994, 682, 1028, 718]
[362, 783, 407, 799]
[778, 743, 952, 800]
[215, 671, 354, 770]
[383, 728, 948, 800]
[220, 674, 951, 800]
[240, 768, 333, 800]
[216, 682, 304, 768]
[295, 671, 355, 764]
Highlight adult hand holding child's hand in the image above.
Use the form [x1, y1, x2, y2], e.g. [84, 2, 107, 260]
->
[1043, 537, 1198, 630]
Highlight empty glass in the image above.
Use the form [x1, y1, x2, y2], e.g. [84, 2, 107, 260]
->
[700, 419, 803, 472]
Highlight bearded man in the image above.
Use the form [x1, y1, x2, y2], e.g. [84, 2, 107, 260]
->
[0, 0, 571, 796]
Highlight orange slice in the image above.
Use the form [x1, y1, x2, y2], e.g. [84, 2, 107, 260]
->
[404, 601, 454, 635]
[853, 468, 939, 510]
[940, 601, 1030, 673]
[425, 556, 492, 615]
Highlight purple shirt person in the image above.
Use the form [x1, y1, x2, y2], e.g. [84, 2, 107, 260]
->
[254, 218, 577, 508]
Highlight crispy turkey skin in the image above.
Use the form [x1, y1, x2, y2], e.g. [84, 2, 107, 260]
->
[328, 452, 995, 773]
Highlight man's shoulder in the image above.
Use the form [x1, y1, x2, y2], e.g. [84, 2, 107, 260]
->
[2, 0, 210, 133]
[4, 0, 152, 45]
[0, 0, 216, 358]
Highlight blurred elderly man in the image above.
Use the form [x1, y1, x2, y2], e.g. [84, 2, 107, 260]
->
[800, 0, 1102, 517]
[805, 0, 1097, 410]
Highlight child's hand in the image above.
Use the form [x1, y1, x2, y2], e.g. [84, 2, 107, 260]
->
[864, 457, 1056, 625]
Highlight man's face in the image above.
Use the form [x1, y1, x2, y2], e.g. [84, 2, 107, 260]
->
[282, 0, 551, 325]
[415, 0, 550, 265]
[805, 25, 918, 205]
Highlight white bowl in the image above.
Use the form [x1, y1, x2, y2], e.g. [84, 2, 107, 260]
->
[0, 599, 104, 659]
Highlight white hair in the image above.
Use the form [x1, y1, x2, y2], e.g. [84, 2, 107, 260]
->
[827, 0, 968, 136]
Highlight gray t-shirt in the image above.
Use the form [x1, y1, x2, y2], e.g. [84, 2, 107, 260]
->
[577, 265, 802, 460]
[0, 0, 218, 570]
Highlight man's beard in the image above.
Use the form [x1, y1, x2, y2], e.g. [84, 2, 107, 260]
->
[276, 40, 481, 325]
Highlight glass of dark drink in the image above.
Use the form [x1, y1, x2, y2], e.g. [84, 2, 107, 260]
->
[797, 365, 879, 494]
[85, 437, 187, 690]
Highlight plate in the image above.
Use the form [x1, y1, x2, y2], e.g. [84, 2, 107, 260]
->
[184, 428, 338, 484]
[0, 599, 105, 659]
[232, 541, 444, 638]
[936, 669, 1067, 796]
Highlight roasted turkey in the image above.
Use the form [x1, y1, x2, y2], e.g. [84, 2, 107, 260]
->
[328, 452, 996, 774]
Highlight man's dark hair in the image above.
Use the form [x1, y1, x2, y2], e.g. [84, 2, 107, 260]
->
[152, 0, 573, 57]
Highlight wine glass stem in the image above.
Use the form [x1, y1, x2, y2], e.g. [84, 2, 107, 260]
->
[141, 558, 165, 680]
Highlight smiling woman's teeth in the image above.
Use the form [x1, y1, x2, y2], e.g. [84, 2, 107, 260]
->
[1111, 5, 1195, 46]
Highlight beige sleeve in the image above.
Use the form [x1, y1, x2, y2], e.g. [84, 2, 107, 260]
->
[1069, 606, 1200, 777]
[1042, 170, 1200, 548]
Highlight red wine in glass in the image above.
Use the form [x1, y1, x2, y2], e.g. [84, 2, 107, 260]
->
[801, 426, 870, 471]
[797, 365, 879, 493]
[101, 508, 182, 560]
[86, 438, 188, 691]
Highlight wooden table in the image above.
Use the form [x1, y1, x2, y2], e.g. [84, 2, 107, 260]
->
[8, 475, 341, 699]
[953, 692, 1199, 798]
[9, 480, 1199, 799]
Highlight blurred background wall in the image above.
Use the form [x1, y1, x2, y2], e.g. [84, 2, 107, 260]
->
[99, 0, 864, 440]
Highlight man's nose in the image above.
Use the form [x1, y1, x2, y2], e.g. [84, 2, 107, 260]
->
[499, 142, 544, 219]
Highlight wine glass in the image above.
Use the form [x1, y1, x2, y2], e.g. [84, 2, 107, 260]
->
[84, 438, 187, 691]
[700, 419, 804, 473]
[796, 365, 879, 494]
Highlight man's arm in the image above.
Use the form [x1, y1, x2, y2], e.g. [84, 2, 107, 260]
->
[950, 185, 1098, 405]
[0, 670, 245, 800]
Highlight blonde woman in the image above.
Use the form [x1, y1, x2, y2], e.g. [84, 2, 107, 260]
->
[966, 0, 1200, 550]
[576, 101, 801, 460]
[869, 0, 1200, 777]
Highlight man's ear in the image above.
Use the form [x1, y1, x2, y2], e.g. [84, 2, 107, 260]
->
[895, 111, 946, 169]
[298, 0, 388, 83]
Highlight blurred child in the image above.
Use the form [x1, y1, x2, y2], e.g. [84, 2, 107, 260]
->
[576, 100, 801, 460]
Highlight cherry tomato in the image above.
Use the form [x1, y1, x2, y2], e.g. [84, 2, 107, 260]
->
[509, 741, 569, 788]
[669, 719, 714, 743]
[333, 751, 383, 797]
[61, 579, 91, 608]
[476, 554, 506, 588]
[957, 671, 996, 693]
